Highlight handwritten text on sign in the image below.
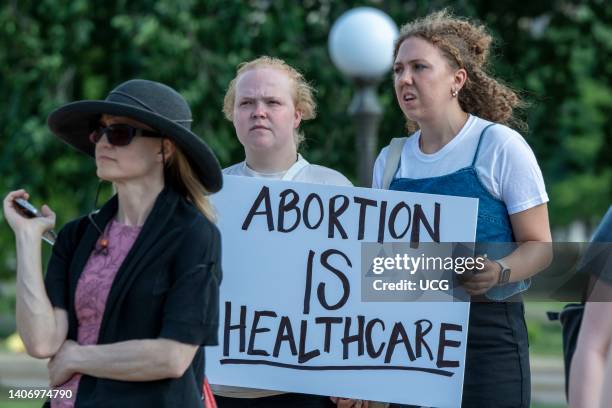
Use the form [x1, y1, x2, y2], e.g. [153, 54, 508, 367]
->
[207, 176, 478, 407]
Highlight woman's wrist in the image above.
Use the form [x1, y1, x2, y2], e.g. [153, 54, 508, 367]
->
[15, 229, 42, 247]
[492, 259, 511, 285]
[66, 343, 86, 373]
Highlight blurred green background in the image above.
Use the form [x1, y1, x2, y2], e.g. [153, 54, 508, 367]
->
[1, 0, 611, 280]
[0, 2, 610, 405]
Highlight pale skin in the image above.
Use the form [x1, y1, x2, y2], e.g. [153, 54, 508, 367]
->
[232, 67, 302, 173]
[569, 281, 612, 408]
[3, 115, 198, 386]
[232, 66, 368, 408]
[393, 36, 552, 294]
[600, 340, 612, 408]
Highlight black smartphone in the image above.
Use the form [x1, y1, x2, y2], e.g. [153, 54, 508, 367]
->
[14, 198, 40, 218]
[13, 198, 57, 245]
[452, 242, 478, 280]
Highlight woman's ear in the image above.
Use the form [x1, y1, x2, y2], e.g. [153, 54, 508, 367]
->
[159, 139, 176, 161]
[454, 68, 468, 92]
[293, 109, 302, 129]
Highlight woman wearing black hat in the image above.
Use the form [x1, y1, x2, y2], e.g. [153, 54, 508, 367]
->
[3, 79, 223, 408]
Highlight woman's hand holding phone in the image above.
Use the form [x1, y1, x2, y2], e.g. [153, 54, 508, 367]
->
[3, 189, 56, 242]
[458, 257, 501, 296]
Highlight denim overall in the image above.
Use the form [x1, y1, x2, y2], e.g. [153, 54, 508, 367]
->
[389, 124, 530, 407]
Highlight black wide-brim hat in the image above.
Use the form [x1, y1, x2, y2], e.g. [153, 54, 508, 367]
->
[47, 79, 223, 193]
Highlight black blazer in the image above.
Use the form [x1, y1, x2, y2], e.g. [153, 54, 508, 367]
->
[44, 186, 222, 408]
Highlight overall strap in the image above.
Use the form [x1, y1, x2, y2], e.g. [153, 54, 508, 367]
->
[471, 123, 496, 167]
[382, 137, 408, 189]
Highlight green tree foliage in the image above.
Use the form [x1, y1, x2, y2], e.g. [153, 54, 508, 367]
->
[0, 0, 610, 286]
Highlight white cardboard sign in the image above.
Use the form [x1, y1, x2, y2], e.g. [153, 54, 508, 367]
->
[206, 175, 478, 407]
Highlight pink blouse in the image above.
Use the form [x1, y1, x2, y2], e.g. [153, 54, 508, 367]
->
[51, 219, 141, 408]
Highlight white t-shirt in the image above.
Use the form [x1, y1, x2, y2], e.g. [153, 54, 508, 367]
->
[223, 154, 352, 186]
[372, 115, 549, 214]
[214, 154, 351, 399]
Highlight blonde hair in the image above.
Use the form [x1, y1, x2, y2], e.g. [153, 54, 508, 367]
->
[165, 146, 216, 222]
[394, 9, 526, 133]
[223, 56, 316, 148]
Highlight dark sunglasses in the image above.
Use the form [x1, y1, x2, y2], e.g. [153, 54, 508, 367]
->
[89, 124, 161, 146]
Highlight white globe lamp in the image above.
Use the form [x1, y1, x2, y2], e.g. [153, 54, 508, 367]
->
[328, 7, 398, 186]
[329, 7, 399, 80]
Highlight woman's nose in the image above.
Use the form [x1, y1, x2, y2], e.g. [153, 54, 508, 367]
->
[96, 132, 113, 148]
[251, 101, 267, 118]
[397, 70, 414, 85]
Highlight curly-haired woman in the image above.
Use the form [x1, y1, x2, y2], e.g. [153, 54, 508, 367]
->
[373, 10, 552, 407]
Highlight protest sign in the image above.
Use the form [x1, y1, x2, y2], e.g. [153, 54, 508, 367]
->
[207, 175, 478, 407]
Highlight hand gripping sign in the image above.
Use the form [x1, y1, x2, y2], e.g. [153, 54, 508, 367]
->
[207, 176, 478, 407]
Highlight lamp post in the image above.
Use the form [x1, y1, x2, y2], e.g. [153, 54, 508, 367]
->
[329, 7, 398, 187]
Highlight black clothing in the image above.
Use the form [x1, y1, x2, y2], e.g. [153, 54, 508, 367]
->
[44, 187, 221, 407]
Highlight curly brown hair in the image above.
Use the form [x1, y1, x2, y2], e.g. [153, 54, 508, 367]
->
[394, 9, 527, 133]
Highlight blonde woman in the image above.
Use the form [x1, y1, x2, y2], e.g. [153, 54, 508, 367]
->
[3, 79, 223, 408]
[215, 57, 351, 407]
